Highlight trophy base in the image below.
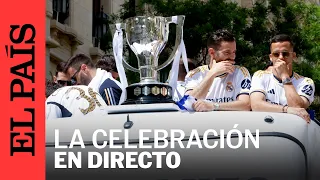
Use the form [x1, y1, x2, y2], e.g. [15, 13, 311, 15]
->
[106, 103, 180, 114]
[122, 83, 175, 105]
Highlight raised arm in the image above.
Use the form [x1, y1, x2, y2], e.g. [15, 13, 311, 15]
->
[274, 61, 311, 108]
[286, 77, 315, 109]
[193, 66, 251, 111]
[186, 61, 235, 99]
[250, 71, 310, 123]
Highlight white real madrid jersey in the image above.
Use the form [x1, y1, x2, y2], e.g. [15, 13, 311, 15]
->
[185, 65, 251, 102]
[46, 85, 107, 120]
[250, 70, 315, 106]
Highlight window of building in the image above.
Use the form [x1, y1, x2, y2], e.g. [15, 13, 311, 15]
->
[92, 0, 110, 51]
[52, 0, 69, 24]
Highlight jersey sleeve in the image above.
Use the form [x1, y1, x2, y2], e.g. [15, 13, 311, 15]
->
[250, 70, 267, 97]
[184, 70, 202, 91]
[99, 78, 122, 105]
[46, 87, 74, 119]
[234, 66, 252, 98]
[45, 94, 62, 120]
[297, 78, 315, 104]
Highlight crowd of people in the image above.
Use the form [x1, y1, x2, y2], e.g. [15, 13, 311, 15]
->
[46, 29, 315, 123]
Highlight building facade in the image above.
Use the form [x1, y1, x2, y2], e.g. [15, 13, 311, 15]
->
[46, 0, 125, 79]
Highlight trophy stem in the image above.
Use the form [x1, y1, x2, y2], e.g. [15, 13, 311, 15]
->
[140, 66, 157, 82]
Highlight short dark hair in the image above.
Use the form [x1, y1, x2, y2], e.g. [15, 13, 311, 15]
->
[96, 54, 118, 73]
[207, 29, 235, 50]
[64, 53, 95, 72]
[270, 34, 294, 48]
[46, 79, 63, 98]
[55, 62, 66, 76]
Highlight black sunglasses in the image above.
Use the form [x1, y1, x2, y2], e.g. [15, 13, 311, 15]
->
[57, 80, 72, 86]
[272, 51, 291, 58]
[70, 67, 81, 85]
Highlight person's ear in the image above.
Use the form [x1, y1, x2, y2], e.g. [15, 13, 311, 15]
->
[53, 76, 57, 83]
[269, 54, 273, 62]
[292, 52, 296, 59]
[80, 64, 90, 75]
[208, 48, 216, 60]
[111, 71, 119, 79]
[208, 48, 215, 56]
[80, 64, 87, 71]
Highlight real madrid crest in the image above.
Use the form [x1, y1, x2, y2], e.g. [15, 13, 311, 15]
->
[226, 82, 234, 92]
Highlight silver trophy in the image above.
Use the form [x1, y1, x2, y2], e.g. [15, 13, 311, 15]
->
[115, 15, 185, 104]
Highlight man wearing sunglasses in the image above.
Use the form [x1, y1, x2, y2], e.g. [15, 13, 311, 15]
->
[53, 62, 72, 86]
[250, 34, 315, 123]
[64, 54, 123, 106]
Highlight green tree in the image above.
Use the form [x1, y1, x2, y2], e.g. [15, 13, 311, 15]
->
[287, 1, 320, 117]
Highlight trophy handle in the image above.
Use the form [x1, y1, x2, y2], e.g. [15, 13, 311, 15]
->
[111, 22, 140, 73]
[155, 15, 185, 71]
[122, 56, 140, 72]
[119, 23, 140, 73]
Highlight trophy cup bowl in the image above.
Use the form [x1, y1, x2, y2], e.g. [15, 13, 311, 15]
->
[117, 15, 185, 105]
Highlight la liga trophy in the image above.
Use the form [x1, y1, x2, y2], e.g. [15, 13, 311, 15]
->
[113, 15, 185, 105]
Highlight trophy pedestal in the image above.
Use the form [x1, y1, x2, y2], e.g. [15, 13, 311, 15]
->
[122, 83, 175, 105]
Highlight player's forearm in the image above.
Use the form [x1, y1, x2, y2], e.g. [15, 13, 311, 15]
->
[218, 100, 251, 111]
[251, 100, 284, 113]
[283, 84, 305, 108]
[187, 75, 215, 99]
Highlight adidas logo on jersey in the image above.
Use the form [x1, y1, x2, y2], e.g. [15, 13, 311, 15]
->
[267, 89, 275, 94]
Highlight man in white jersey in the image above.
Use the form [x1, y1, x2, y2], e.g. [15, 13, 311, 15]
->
[250, 34, 315, 123]
[183, 29, 251, 112]
[64, 54, 124, 105]
[46, 80, 107, 120]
